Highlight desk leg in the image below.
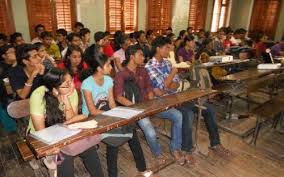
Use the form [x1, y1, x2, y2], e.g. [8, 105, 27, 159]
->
[194, 99, 207, 156]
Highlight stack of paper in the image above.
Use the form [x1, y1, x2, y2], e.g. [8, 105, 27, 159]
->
[257, 63, 281, 70]
[101, 107, 144, 119]
[30, 124, 81, 145]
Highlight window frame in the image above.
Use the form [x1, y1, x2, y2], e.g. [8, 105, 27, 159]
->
[210, 0, 231, 32]
[0, 0, 16, 35]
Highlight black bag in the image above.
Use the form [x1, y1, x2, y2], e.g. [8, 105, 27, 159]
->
[102, 78, 140, 147]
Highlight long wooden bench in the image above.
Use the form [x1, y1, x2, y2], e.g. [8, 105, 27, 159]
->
[250, 93, 284, 145]
[16, 141, 34, 161]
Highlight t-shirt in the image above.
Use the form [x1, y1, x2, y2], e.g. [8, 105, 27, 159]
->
[177, 47, 194, 62]
[46, 43, 61, 61]
[81, 75, 113, 116]
[113, 48, 126, 72]
[28, 86, 78, 132]
[8, 65, 43, 99]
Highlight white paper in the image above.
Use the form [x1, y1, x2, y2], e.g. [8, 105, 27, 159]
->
[30, 124, 81, 145]
[101, 107, 144, 119]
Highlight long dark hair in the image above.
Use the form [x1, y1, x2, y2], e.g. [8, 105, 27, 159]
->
[42, 68, 68, 127]
[82, 44, 109, 80]
[64, 45, 84, 78]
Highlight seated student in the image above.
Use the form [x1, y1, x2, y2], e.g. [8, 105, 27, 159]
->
[79, 28, 91, 52]
[113, 30, 124, 51]
[0, 45, 17, 132]
[29, 68, 104, 177]
[56, 29, 68, 53]
[230, 29, 242, 46]
[253, 33, 267, 60]
[73, 22, 84, 34]
[41, 31, 61, 61]
[200, 38, 217, 56]
[177, 35, 195, 63]
[31, 24, 45, 44]
[145, 36, 230, 164]
[223, 30, 233, 53]
[58, 45, 87, 91]
[114, 44, 187, 166]
[146, 30, 155, 46]
[113, 35, 131, 72]
[271, 35, 284, 57]
[135, 30, 151, 62]
[82, 44, 150, 177]
[10, 32, 25, 47]
[0, 33, 8, 47]
[94, 31, 108, 54]
[103, 31, 115, 57]
[62, 33, 82, 58]
[213, 28, 226, 54]
[8, 44, 45, 99]
[34, 42, 57, 70]
[175, 30, 187, 50]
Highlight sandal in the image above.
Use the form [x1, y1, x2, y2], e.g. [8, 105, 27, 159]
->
[209, 144, 231, 157]
[171, 150, 185, 166]
[184, 152, 196, 165]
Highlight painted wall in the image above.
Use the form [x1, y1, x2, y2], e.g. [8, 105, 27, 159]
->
[138, 0, 146, 31]
[11, 0, 30, 42]
[171, 0, 190, 35]
[275, 1, 284, 41]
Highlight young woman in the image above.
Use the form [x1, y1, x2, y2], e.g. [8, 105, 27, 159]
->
[34, 42, 57, 70]
[177, 36, 195, 63]
[82, 44, 149, 177]
[58, 45, 87, 91]
[29, 68, 104, 177]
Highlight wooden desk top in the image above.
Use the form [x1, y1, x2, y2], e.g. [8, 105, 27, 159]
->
[219, 68, 283, 81]
[26, 89, 217, 158]
[199, 59, 249, 68]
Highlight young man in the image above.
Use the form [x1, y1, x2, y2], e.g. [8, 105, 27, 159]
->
[61, 33, 82, 58]
[145, 36, 229, 164]
[135, 30, 151, 62]
[114, 44, 185, 166]
[73, 22, 84, 34]
[10, 32, 25, 47]
[31, 24, 45, 44]
[79, 28, 91, 52]
[8, 44, 45, 100]
[56, 28, 68, 52]
[41, 31, 61, 61]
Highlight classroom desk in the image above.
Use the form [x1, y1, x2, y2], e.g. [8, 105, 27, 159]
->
[199, 59, 250, 69]
[26, 89, 217, 158]
[219, 68, 284, 82]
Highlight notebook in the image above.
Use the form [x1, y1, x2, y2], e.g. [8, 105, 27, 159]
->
[101, 107, 144, 119]
[30, 124, 81, 145]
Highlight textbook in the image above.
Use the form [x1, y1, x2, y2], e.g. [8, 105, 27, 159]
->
[30, 124, 81, 145]
[101, 107, 144, 119]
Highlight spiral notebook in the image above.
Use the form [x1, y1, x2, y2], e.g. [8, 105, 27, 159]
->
[30, 124, 81, 145]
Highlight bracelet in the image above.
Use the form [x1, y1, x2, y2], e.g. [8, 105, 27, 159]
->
[25, 82, 32, 87]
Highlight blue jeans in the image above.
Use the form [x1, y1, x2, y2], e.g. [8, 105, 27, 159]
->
[177, 102, 220, 151]
[138, 108, 182, 155]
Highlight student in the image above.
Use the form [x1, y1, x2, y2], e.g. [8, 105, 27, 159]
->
[223, 30, 233, 53]
[230, 29, 242, 46]
[177, 36, 195, 63]
[113, 35, 131, 72]
[34, 42, 57, 70]
[31, 24, 45, 44]
[41, 31, 61, 61]
[114, 44, 185, 166]
[200, 38, 217, 56]
[145, 36, 230, 164]
[113, 30, 124, 51]
[213, 29, 226, 54]
[103, 31, 115, 57]
[58, 45, 87, 91]
[165, 27, 173, 36]
[135, 30, 151, 62]
[10, 32, 25, 47]
[56, 29, 68, 53]
[8, 44, 44, 99]
[29, 68, 104, 177]
[94, 31, 108, 54]
[61, 33, 82, 58]
[175, 30, 188, 49]
[0, 45, 17, 132]
[79, 28, 91, 52]
[146, 30, 155, 46]
[82, 44, 149, 177]
[271, 35, 284, 57]
[74, 22, 84, 34]
[0, 33, 8, 47]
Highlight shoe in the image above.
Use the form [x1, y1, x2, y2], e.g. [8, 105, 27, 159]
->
[136, 170, 154, 177]
[171, 150, 185, 166]
[209, 144, 230, 157]
[184, 152, 195, 165]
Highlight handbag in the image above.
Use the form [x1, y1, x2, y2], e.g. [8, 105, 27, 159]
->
[60, 134, 101, 156]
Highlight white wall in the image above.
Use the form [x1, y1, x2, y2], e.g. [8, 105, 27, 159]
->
[171, 0, 190, 35]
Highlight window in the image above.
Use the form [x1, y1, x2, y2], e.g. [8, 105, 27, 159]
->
[26, 0, 76, 39]
[106, 0, 138, 33]
[147, 0, 172, 33]
[249, 0, 281, 39]
[211, 0, 230, 32]
[0, 0, 15, 35]
[188, 0, 208, 32]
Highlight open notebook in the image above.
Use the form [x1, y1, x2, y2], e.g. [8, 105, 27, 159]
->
[30, 124, 81, 145]
[101, 107, 144, 119]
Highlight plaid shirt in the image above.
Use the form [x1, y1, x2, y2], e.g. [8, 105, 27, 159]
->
[145, 57, 180, 91]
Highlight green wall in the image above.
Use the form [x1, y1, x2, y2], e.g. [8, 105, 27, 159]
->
[9, 0, 284, 42]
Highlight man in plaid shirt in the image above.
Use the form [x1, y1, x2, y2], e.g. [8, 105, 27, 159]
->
[146, 36, 230, 165]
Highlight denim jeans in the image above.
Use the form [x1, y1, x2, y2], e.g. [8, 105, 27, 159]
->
[177, 102, 220, 151]
[106, 129, 146, 177]
[156, 108, 183, 152]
